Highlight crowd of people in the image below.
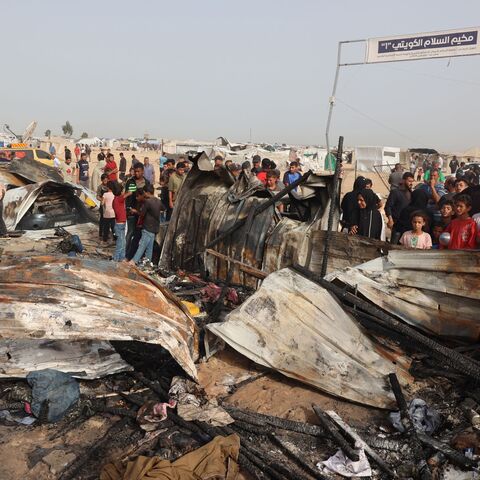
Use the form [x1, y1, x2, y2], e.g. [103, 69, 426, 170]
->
[341, 157, 480, 250]
[46, 144, 304, 265]
[4, 141, 479, 259]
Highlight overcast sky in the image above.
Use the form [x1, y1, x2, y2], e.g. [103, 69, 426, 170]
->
[3, 0, 480, 151]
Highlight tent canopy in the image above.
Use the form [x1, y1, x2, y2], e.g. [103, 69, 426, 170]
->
[462, 147, 480, 159]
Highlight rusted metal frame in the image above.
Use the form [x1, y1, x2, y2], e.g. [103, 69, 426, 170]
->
[205, 249, 267, 280]
[388, 373, 432, 480]
[320, 136, 343, 277]
[312, 404, 359, 462]
[326, 410, 396, 478]
[239, 198, 260, 284]
[181, 197, 201, 270]
[292, 264, 480, 382]
[195, 170, 313, 257]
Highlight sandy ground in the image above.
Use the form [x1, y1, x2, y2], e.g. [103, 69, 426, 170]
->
[197, 347, 387, 428]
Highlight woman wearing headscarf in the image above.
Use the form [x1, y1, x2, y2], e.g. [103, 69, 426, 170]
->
[349, 188, 383, 239]
[395, 188, 432, 237]
[340, 176, 367, 232]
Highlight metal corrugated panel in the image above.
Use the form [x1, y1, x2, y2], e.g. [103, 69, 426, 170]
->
[0, 340, 132, 379]
[0, 256, 198, 379]
[160, 164, 278, 288]
[207, 268, 411, 409]
[160, 159, 341, 287]
[329, 250, 480, 341]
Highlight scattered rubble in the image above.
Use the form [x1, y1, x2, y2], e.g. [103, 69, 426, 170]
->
[0, 175, 479, 479]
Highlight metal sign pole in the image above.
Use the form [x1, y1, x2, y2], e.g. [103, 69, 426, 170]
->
[325, 40, 367, 160]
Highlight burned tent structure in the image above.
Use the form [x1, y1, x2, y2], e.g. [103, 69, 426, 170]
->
[328, 250, 480, 342]
[160, 153, 343, 287]
[0, 256, 199, 379]
[207, 268, 412, 408]
[1, 158, 97, 231]
[3, 180, 96, 230]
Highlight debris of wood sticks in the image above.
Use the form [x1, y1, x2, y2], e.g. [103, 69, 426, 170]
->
[325, 410, 396, 478]
[312, 404, 359, 462]
[388, 373, 432, 480]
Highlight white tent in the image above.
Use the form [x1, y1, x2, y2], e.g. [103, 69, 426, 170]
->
[76, 137, 101, 146]
[354, 146, 401, 173]
[462, 147, 480, 162]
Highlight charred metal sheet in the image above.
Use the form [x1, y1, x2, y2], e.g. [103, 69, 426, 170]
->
[3, 181, 96, 231]
[9, 156, 63, 183]
[160, 155, 339, 287]
[207, 268, 411, 408]
[0, 339, 132, 379]
[328, 251, 480, 341]
[265, 228, 403, 275]
[0, 166, 27, 188]
[0, 223, 98, 257]
[0, 256, 198, 379]
[3, 182, 43, 230]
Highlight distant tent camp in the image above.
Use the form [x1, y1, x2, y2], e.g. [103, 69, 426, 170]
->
[462, 147, 480, 162]
[76, 137, 101, 146]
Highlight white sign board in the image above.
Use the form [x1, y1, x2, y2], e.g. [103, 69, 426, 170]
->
[366, 27, 480, 63]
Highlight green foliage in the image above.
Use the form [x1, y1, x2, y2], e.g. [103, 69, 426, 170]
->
[61, 121, 73, 137]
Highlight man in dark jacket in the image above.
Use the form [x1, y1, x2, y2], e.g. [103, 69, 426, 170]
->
[385, 172, 414, 243]
[124, 163, 150, 251]
[129, 184, 164, 264]
[119, 152, 127, 181]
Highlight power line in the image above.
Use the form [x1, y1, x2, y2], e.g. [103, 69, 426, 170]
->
[377, 63, 480, 87]
[335, 97, 420, 144]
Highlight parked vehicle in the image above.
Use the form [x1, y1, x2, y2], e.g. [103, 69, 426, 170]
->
[0, 147, 54, 167]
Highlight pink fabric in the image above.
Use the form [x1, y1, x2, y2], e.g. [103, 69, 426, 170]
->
[103, 191, 115, 218]
[399, 231, 432, 249]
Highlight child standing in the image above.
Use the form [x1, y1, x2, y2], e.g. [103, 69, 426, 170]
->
[399, 211, 432, 249]
[440, 200, 454, 227]
[101, 181, 116, 243]
[112, 183, 131, 261]
[443, 194, 478, 250]
[431, 223, 444, 249]
[96, 173, 109, 239]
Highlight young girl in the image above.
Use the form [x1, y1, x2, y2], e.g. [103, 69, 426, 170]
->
[399, 211, 432, 249]
[112, 183, 131, 261]
[101, 181, 116, 243]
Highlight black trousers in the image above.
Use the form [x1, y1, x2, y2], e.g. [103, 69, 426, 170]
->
[126, 215, 138, 252]
[102, 218, 115, 241]
[0, 199, 7, 235]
